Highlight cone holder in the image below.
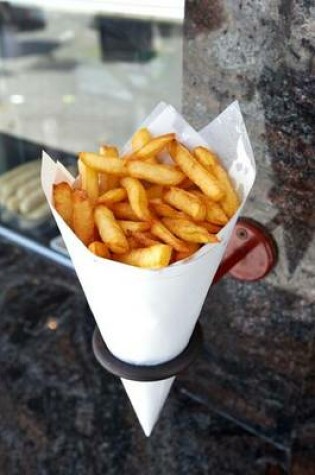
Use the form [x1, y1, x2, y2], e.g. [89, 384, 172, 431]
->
[93, 321, 202, 381]
[92, 217, 277, 381]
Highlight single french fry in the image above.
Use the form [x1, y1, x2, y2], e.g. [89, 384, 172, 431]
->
[194, 146, 239, 217]
[97, 187, 127, 205]
[164, 187, 207, 221]
[193, 146, 217, 169]
[80, 152, 127, 176]
[88, 241, 111, 259]
[118, 220, 151, 234]
[131, 133, 175, 160]
[53, 182, 73, 228]
[199, 221, 222, 234]
[190, 190, 228, 225]
[127, 160, 185, 186]
[149, 199, 187, 219]
[169, 142, 224, 201]
[174, 242, 200, 262]
[98, 145, 121, 192]
[111, 202, 139, 221]
[99, 145, 119, 158]
[146, 185, 164, 200]
[113, 244, 172, 269]
[94, 205, 129, 254]
[131, 127, 152, 151]
[78, 159, 99, 203]
[132, 232, 161, 247]
[151, 220, 189, 252]
[121, 177, 151, 221]
[73, 190, 94, 245]
[162, 218, 219, 244]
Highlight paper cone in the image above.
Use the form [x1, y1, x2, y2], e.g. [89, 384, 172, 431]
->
[41, 101, 256, 436]
[122, 377, 175, 436]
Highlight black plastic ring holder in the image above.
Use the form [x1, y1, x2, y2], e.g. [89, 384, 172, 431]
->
[92, 322, 203, 382]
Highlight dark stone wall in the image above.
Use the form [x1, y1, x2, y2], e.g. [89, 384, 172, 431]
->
[182, 0, 315, 462]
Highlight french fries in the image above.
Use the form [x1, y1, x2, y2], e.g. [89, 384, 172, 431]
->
[131, 133, 175, 160]
[151, 220, 189, 252]
[53, 182, 73, 227]
[191, 190, 228, 225]
[73, 190, 94, 245]
[99, 146, 120, 192]
[131, 127, 152, 151]
[127, 160, 185, 186]
[132, 232, 161, 247]
[94, 205, 129, 254]
[149, 199, 187, 219]
[118, 220, 151, 234]
[78, 159, 99, 203]
[114, 244, 172, 269]
[174, 242, 200, 262]
[146, 185, 164, 200]
[194, 146, 239, 217]
[99, 145, 119, 158]
[80, 152, 127, 176]
[162, 218, 219, 244]
[97, 188, 127, 205]
[164, 187, 206, 221]
[88, 241, 110, 259]
[112, 202, 139, 221]
[169, 142, 224, 202]
[121, 177, 151, 221]
[53, 127, 239, 268]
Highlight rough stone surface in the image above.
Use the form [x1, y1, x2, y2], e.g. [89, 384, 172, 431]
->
[183, 0, 314, 472]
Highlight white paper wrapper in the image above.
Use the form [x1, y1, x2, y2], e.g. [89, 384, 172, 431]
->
[41, 101, 256, 436]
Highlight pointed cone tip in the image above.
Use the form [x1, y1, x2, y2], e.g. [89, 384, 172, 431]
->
[121, 377, 175, 436]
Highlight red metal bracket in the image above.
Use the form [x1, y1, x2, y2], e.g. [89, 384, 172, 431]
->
[213, 217, 278, 283]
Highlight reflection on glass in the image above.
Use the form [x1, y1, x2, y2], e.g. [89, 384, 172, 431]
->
[0, 1, 183, 244]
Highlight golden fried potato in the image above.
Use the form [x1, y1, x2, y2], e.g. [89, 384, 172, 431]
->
[53, 182, 73, 228]
[162, 218, 219, 244]
[73, 190, 94, 245]
[194, 146, 239, 217]
[191, 191, 228, 225]
[78, 159, 99, 203]
[127, 160, 185, 186]
[149, 199, 187, 219]
[174, 242, 200, 262]
[131, 127, 152, 151]
[146, 185, 164, 200]
[88, 241, 111, 259]
[113, 244, 172, 269]
[132, 133, 175, 160]
[98, 145, 121, 192]
[118, 220, 151, 234]
[99, 145, 119, 158]
[97, 188, 127, 205]
[94, 205, 129, 254]
[80, 152, 127, 176]
[151, 220, 189, 252]
[169, 142, 224, 201]
[164, 187, 207, 221]
[111, 202, 139, 221]
[193, 146, 217, 169]
[132, 232, 161, 247]
[121, 177, 151, 221]
[198, 221, 222, 234]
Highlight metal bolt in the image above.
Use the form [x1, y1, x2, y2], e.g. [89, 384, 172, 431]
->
[236, 227, 248, 240]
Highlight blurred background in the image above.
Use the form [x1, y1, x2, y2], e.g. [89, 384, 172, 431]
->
[0, 0, 183, 259]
